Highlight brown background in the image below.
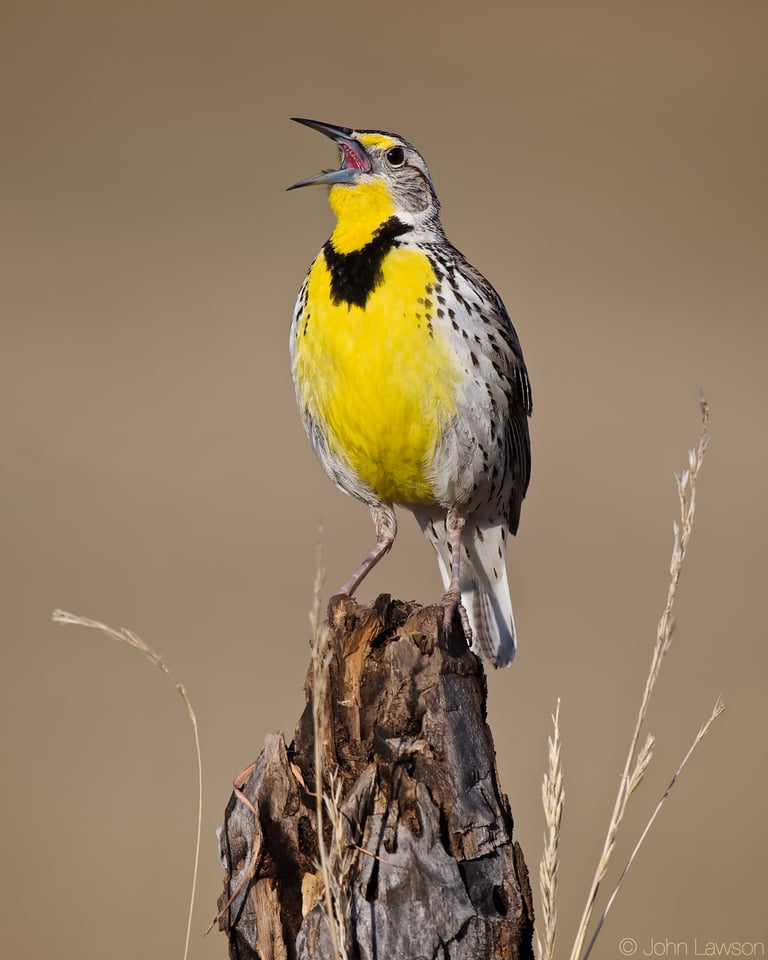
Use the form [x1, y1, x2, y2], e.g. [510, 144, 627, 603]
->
[2, 2, 766, 957]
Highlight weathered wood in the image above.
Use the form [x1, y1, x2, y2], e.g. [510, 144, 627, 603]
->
[218, 594, 534, 959]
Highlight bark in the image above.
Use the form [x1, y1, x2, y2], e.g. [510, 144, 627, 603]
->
[217, 594, 534, 959]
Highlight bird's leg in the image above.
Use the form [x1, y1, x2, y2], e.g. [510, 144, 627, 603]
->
[338, 503, 397, 597]
[441, 506, 473, 641]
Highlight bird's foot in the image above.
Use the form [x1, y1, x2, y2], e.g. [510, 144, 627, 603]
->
[440, 589, 473, 643]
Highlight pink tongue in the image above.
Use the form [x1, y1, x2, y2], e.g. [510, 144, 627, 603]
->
[341, 142, 367, 171]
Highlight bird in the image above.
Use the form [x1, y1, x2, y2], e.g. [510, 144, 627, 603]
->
[288, 118, 532, 667]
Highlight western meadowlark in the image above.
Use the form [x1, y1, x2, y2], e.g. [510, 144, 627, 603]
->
[288, 118, 532, 667]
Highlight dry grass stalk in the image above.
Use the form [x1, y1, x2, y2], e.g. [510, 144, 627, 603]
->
[51, 609, 203, 960]
[537, 699, 564, 960]
[565, 396, 723, 960]
[581, 696, 724, 960]
[309, 557, 351, 960]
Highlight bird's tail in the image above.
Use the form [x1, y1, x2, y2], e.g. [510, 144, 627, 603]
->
[415, 511, 517, 668]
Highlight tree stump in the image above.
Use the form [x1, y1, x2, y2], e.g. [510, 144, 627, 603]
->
[217, 594, 534, 959]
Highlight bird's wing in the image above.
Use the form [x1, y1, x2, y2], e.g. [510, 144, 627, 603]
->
[452, 251, 532, 534]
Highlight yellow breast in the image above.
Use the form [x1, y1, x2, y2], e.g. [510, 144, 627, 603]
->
[294, 247, 459, 504]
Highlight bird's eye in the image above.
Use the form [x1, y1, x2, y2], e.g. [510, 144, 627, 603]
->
[386, 146, 405, 167]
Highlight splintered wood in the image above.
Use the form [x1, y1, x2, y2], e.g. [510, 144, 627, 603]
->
[217, 594, 534, 959]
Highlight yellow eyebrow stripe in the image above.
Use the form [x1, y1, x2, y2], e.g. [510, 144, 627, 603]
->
[357, 133, 397, 151]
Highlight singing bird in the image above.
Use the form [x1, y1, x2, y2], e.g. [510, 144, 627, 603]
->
[288, 118, 532, 667]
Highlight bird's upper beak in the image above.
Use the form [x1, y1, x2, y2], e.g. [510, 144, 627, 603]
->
[287, 118, 372, 190]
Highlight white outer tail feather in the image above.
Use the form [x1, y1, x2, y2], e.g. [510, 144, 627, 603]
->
[415, 512, 517, 668]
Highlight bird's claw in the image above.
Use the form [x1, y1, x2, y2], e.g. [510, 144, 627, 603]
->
[440, 590, 473, 643]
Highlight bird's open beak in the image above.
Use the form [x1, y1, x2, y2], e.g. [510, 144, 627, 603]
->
[287, 118, 372, 190]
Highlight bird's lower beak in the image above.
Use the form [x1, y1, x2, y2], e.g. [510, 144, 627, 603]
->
[287, 117, 372, 191]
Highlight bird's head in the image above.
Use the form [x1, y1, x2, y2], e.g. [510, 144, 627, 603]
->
[288, 118, 440, 250]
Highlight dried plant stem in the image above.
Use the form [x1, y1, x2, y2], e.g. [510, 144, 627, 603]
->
[537, 699, 564, 960]
[51, 610, 203, 960]
[568, 396, 714, 960]
[582, 696, 724, 960]
[309, 556, 349, 960]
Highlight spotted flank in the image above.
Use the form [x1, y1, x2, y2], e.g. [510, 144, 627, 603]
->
[289, 118, 532, 668]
